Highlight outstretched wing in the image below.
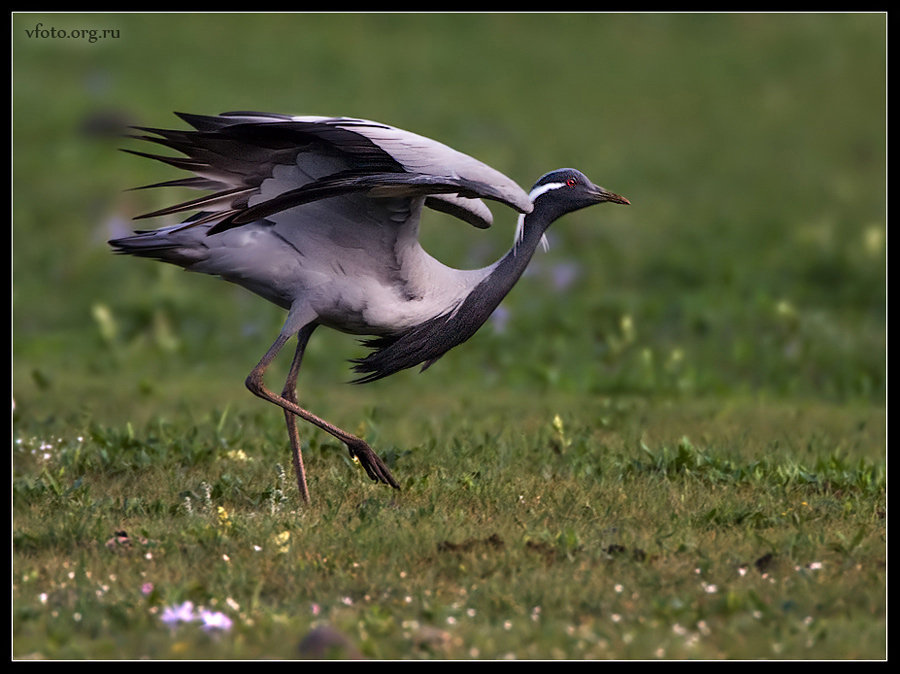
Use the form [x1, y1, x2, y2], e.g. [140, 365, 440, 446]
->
[125, 111, 533, 234]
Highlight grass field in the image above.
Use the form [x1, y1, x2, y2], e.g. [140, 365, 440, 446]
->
[13, 13, 885, 659]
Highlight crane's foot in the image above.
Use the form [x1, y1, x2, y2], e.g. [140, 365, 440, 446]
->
[346, 439, 400, 490]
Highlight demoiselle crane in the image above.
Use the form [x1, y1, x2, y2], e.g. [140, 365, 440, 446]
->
[109, 111, 629, 503]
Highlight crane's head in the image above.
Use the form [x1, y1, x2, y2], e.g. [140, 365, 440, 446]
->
[528, 168, 629, 221]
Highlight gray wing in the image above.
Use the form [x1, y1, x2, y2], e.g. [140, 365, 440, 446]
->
[125, 111, 532, 234]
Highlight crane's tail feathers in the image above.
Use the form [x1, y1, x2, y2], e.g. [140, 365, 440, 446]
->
[108, 222, 209, 267]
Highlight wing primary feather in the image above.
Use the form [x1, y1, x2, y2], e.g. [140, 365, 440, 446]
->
[128, 176, 226, 192]
[132, 186, 256, 221]
[123, 111, 530, 235]
[220, 171, 473, 228]
[119, 148, 209, 174]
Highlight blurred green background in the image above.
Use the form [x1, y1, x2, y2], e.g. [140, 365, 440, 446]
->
[13, 13, 886, 428]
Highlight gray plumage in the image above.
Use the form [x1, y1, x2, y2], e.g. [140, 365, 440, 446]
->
[110, 111, 629, 502]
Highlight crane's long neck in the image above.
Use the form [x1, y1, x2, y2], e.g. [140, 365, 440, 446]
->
[480, 209, 551, 305]
[350, 206, 553, 383]
[421, 206, 553, 345]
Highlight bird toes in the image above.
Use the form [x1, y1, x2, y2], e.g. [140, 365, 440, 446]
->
[346, 440, 401, 490]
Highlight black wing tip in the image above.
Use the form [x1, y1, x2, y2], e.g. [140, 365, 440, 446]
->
[173, 111, 229, 130]
[169, 111, 294, 131]
[219, 110, 294, 120]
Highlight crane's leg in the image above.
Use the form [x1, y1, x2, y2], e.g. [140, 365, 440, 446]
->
[246, 325, 400, 499]
[281, 327, 314, 504]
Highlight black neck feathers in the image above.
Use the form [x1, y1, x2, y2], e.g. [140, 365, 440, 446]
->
[350, 207, 552, 384]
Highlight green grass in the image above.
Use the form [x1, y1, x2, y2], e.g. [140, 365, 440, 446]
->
[13, 395, 885, 659]
[13, 13, 885, 659]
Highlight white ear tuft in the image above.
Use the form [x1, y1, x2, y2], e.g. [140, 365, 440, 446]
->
[513, 213, 550, 253]
[514, 212, 526, 247]
[540, 234, 550, 252]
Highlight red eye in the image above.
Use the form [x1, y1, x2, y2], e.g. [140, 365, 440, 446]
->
[566, 177, 577, 187]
